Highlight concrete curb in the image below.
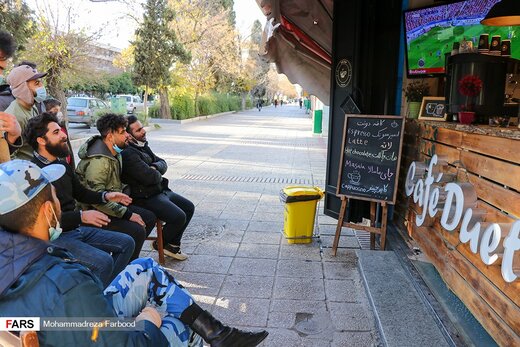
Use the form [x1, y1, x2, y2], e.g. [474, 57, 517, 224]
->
[170, 111, 236, 124]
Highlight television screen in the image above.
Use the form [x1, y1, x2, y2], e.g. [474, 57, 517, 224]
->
[404, 0, 519, 77]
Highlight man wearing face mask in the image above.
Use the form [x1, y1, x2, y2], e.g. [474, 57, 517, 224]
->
[5, 64, 48, 160]
[25, 113, 135, 287]
[0, 160, 268, 347]
[76, 113, 157, 260]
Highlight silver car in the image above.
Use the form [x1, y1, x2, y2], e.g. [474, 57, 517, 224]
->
[67, 97, 110, 127]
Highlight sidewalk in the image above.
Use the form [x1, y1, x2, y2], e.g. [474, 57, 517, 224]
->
[140, 105, 381, 346]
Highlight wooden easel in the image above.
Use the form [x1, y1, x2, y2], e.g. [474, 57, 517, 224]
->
[332, 196, 388, 255]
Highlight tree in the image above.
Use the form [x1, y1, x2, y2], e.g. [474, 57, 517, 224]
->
[113, 45, 135, 72]
[133, 0, 190, 120]
[20, 3, 100, 123]
[0, 0, 36, 55]
[169, 0, 241, 115]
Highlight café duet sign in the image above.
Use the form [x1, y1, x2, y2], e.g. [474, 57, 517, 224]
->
[332, 115, 405, 255]
[405, 154, 520, 283]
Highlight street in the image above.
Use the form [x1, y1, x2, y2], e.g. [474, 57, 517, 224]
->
[134, 105, 381, 347]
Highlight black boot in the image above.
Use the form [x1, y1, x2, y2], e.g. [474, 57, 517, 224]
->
[181, 305, 268, 347]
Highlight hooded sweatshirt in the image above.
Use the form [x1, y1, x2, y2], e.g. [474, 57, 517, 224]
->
[75, 136, 132, 219]
[0, 228, 168, 346]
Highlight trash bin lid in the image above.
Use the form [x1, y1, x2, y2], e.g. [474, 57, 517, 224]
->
[280, 186, 324, 203]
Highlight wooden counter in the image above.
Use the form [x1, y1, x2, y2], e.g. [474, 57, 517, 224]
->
[394, 119, 520, 346]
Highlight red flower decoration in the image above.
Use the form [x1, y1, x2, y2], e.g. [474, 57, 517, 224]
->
[458, 75, 483, 97]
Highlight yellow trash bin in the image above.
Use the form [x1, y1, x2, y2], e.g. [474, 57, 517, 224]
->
[279, 186, 324, 244]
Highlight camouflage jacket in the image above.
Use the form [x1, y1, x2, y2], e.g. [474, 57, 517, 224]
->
[75, 136, 131, 219]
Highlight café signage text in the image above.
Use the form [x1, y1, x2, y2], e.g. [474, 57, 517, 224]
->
[405, 155, 519, 283]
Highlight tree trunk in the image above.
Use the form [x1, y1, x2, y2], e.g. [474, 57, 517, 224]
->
[47, 75, 68, 124]
[143, 86, 149, 125]
[159, 87, 171, 119]
[241, 92, 246, 111]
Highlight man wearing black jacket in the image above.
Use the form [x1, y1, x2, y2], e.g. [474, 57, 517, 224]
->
[122, 115, 194, 260]
[25, 112, 135, 286]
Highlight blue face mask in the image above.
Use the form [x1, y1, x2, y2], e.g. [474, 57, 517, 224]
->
[45, 204, 63, 242]
[0, 75, 5, 85]
[112, 144, 123, 154]
[34, 86, 47, 103]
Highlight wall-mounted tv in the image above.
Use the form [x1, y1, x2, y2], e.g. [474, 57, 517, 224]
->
[404, 0, 519, 77]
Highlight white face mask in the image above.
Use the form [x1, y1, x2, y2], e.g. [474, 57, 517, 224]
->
[44, 203, 62, 242]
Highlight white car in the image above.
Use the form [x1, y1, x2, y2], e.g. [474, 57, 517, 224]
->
[117, 94, 144, 114]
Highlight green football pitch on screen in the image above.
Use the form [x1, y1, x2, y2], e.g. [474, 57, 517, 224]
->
[407, 25, 518, 70]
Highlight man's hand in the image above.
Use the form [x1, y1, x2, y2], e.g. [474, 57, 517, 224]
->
[105, 192, 132, 206]
[130, 213, 146, 227]
[0, 112, 21, 144]
[81, 210, 111, 227]
[135, 307, 162, 328]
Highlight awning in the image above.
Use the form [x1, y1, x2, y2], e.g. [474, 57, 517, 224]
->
[256, 0, 333, 103]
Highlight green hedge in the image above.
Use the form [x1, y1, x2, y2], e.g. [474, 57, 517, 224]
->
[150, 93, 247, 119]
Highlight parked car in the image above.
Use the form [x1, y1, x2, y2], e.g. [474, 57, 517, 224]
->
[117, 94, 144, 114]
[67, 97, 110, 127]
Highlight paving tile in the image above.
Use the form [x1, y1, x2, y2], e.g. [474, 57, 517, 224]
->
[181, 255, 233, 274]
[194, 241, 240, 257]
[236, 243, 280, 259]
[325, 279, 365, 303]
[273, 277, 325, 300]
[220, 275, 274, 298]
[321, 248, 359, 263]
[174, 272, 225, 296]
[218, 230, 245, 243]
[248, 220, 284, 232]
[331, 331, 378, 347]
[323, 261, 360, 280]
[213, 297, 270, 327]
[261, 328, 302, 347]
[279, 243, 322, 261]
[242, 231, 282, 245]
[329, 302, 376, 331]
[270, 299, 328, 314]
[266, 311, 296, 328]
[276, 259, 324, 278]
[221, 219, 250, 231]
[228, 257, 277, 277]
[320, 235, 360, 249]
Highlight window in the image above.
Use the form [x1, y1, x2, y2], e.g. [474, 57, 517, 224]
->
[68, 98, 88, 107]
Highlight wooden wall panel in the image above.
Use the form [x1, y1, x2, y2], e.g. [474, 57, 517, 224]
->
[396, 120, 520, 345]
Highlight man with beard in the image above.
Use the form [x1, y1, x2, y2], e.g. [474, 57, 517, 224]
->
[0, 160, 268, 347]
[76, 113, 156, 260]
[25, 112, 135, 287]
[122, 115, 194, 260]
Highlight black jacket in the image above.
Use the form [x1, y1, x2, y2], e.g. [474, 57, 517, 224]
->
[121, 141, 169, 199]
[32, 155, 104, 231]
[0, 84, 14, 112]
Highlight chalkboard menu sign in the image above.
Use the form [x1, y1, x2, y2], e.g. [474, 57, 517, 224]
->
[336, 115, 405, 203]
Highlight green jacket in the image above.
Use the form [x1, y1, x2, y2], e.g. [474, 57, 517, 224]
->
[76, 136, 131, 219]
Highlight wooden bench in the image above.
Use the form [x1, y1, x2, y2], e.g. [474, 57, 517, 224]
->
[146, 219, 165, 265]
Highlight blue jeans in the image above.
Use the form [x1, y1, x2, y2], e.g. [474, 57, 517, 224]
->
[104, 258, 202, 346]
[53, 226, 135, 287]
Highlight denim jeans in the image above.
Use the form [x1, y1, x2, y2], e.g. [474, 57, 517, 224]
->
[103, 205, 156, 260]
[135, 190, 195, 246]
[53, 226, 135, 287]
[104, 257, 202, 347]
